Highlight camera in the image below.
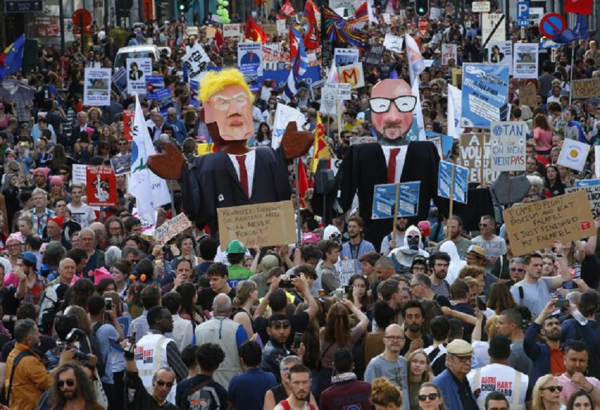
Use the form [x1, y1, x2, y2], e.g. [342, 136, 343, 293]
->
[57, 328, 90, 361]
[280, 274, 299, 288]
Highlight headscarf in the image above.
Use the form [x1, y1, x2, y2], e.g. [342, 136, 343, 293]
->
[1, 173, 16, 192]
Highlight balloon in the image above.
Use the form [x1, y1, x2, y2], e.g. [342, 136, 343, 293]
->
[217, 0, 223, 4]
[222, 1, 228, 6]
[222, 17, 230, 23]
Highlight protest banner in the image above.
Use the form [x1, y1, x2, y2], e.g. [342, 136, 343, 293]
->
[441, 44, 457, 66]
[86, 166, 117, 207]
[272, 103, 306, 149]
[110, 155, 131, 176]
[126, 58, 152, 94]
[459, 133, 500, 184]
[154, 213, 192, 244]
[123, 110, 134, 141]
[489, 121, 527, 172]
[72, 164, 87, 185]
[487, 40, 513, 75]
[383, 34, 403, 53]
[566, 186, 600, 218]
[503, 190, 595, 256]
[83, 68, 111, 106]
[320, 84, 337, 115]
[183, 42, 211, 81]
[338, 62, 365, 89]
[572, 79, 600, 99]
[196, 143, 216, 156]
[461, 63, 509, 128]
[238, 41, 263, 77]
[372, 182, 421, 219]
[334, 48, 359, 67]
[223, 23, 240, 37]
[365, 45, 385, 65]
[276, 19, 286, 36]
[558, 139, 590, 173]
[513, 43, 539, 79]
[519, 83, 537, 108]
[438, 161, 469, 204]
[217, 200, 297, 249]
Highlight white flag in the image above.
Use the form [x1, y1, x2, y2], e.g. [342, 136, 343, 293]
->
[405, 33, 425, 85]
[128, 95, 170, 225]
[447, 84, 463, 138]
[271, 103, 306, 150]
[411, 78, 426, 141]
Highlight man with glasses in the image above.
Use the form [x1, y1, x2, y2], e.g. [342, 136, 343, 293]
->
[410, 273, 451, 308]
[135, 305, 187, 402]
[433, 339, 478, 410]
[261, 313, 292, 382]
[364, 324, 410, 410]
[50, 363, 104, 410]
[471, 216, 507, 273]
[334, 78, 446, 249]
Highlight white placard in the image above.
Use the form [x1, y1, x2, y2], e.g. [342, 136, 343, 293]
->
[441, 44, 457, 66]
[334, 48, 359, 67]
[513, 43, 539, 79]
[182, 42, 211, 82]
[482, 13, 506, 45]
[489, 121, 527, 172]
[383, 33, 403, 53]
[321, 84, 337, 115]
[126, 58, 152, 94]
[72, 164, 87, 185]
[83, 68, 111, 106]
[223, 23, 240, 37]
[338, 62, 365, 89]
[472, 1, 490, 12]
[595, 146, 600, 178]
[336, 83, 351, 100]
[558, 139, 591, 173]
[276, 19, 286, 36]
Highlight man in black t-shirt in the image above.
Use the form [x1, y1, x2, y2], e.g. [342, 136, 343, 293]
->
[197, 263, 236, 315]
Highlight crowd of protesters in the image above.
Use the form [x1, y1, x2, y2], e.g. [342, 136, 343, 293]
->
[0, 0, 600, 409]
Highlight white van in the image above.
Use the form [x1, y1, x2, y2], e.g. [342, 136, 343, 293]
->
[114, 44, 160, 68]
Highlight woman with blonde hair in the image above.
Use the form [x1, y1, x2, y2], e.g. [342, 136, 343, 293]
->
[371, 377, 402, 410]
[406, 349, 433, 408]
[532, 374, 563, 410]
[418, 382, 446, 410]
[231, 280, 258, 339]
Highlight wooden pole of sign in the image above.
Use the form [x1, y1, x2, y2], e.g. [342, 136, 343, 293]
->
[479, 133, 485, 186]
[392, 182, 400, 242]
[446, 163, 455, 239]
[294, 158, 302, 244]
[337, 99, 342, 138]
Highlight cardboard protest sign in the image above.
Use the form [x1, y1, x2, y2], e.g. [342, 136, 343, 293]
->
[371, 182, 420, 219]
[459, 133, 500, 184]
[566, 186, 600, 218]
[217, 201, 297, 249]
[84, 68, 111, 106]
[206, 27, 216, 38]
[461, 64, 509, 128]
[154, 213, 192, 244]
[441, 44, 457, 66]
[572, 79, 600, 99]
[383, 34, 403, 53]
[126, 58, 152, 94]
[86, 166, 117, 206]
[503, 190, 595, 256]
[438, 161, 469, 204]
[489, 121, 527, 172]
[519, 83, 537, 108]
[558, 139, 591, 173]
[338, 62, 365, 89]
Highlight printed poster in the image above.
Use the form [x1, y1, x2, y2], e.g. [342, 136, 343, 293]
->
[487, 41, 513, 75]
[371, 182, 421, 219]
[86, 166, 117, 207]
[438, 161, 469, 204]
[237, 41, 263, 78]
[126, 58, 152, 94]
[83, 68, 111, 106]
[461, 63, 509, 128]
[558, 139, 591, 173]
[334, 48, 359, 67]
[513, 43, 539, 79]
[441, 44, 457, 66]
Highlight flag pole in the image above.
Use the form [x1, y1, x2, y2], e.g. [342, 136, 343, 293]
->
[569, 42, 575, 106]
[294, 158, 302, 243]
[393, 182, 400, 242]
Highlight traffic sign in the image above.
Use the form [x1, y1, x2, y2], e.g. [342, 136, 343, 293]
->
[5, 0, 42, 13]
[539, 13, 566, 39]
[72, 9, 92, 27]
[516, 1, 530, 27]
[418, 18, 428, 36]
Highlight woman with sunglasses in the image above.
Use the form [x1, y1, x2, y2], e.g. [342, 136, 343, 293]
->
[532, 374, 563, 410]
[418, 383, 446, 410]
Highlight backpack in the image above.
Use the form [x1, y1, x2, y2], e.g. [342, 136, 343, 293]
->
[37, 284, 66, 334]
[279, 399, 316, 410]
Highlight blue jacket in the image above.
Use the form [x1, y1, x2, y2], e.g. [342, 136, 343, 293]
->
[524, 322, 561, 387]
[433, 369, 476, 410]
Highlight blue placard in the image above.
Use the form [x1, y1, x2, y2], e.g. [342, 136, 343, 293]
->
[516, 1, 530, 27]
[575, 179, 600, 188]
[372, 182, 421, 219]
[438, 161, 469, 204]
[461, 64, 510, 129]
[262, 66, 323, 90]
[426, 132, 456, 160]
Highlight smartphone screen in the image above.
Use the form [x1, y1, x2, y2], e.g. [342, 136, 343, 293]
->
[293, 332, 303, 349]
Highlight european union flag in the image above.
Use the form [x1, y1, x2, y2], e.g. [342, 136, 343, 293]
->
[0, 34, 25, 81]
[553, 14, 588, 43]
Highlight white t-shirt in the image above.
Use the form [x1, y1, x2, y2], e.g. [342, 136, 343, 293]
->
[67, 203, 96, 228]
[467, 363, 529, 410]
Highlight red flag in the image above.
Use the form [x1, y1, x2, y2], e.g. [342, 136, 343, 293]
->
[303, 0, 320, 50]
[564, 0, 592, 15]
[281, 0, 296, 17]
[213, 29, 224, 53]
[245, 16, 267, 43]
[290, 26, 299, 60]
[295, 158, 309, 207]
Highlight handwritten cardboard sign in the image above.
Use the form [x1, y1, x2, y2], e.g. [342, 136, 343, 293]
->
[503, 190, 594, 256]
[217, 201, 297, 249]
[459, 133, 500, 184]
[572, 78, 600, 99]
[154, 213, 192, 244]
[519, 83, 537, 108]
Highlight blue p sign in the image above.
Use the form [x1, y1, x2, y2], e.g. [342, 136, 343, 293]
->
[517, 2, 529, 20]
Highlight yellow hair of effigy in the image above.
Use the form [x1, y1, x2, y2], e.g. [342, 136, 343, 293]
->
[198, 69, 255, 104]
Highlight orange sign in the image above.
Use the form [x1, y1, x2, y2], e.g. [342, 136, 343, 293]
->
[338, 62, 365, 89]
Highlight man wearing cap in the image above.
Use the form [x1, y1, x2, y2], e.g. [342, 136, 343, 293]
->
[226, 239, 253, 288]
[14, 251, 47, 307]
[45, 215, 71, 250]
[249, 255, 280, 297]
[465, 245, 498, 296]
[25, 188, 56, 237]
[364, 324, 410, 410]
[467, 335, 530, 409]
[433, 339, 478, 410]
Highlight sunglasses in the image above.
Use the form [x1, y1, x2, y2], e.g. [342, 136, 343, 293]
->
[510, 268, 524, 272]
[418, 393, 439, 401]
[478, 223, 489, 227]
[57, 379, 75, 387]
[155, 380, 174, 387]
[271, 320, 291, 328]
[542, 385, 563, 393]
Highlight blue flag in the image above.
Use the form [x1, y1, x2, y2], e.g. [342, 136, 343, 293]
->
[0, 34, 25, 81]
[553, 14, 588, 43]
